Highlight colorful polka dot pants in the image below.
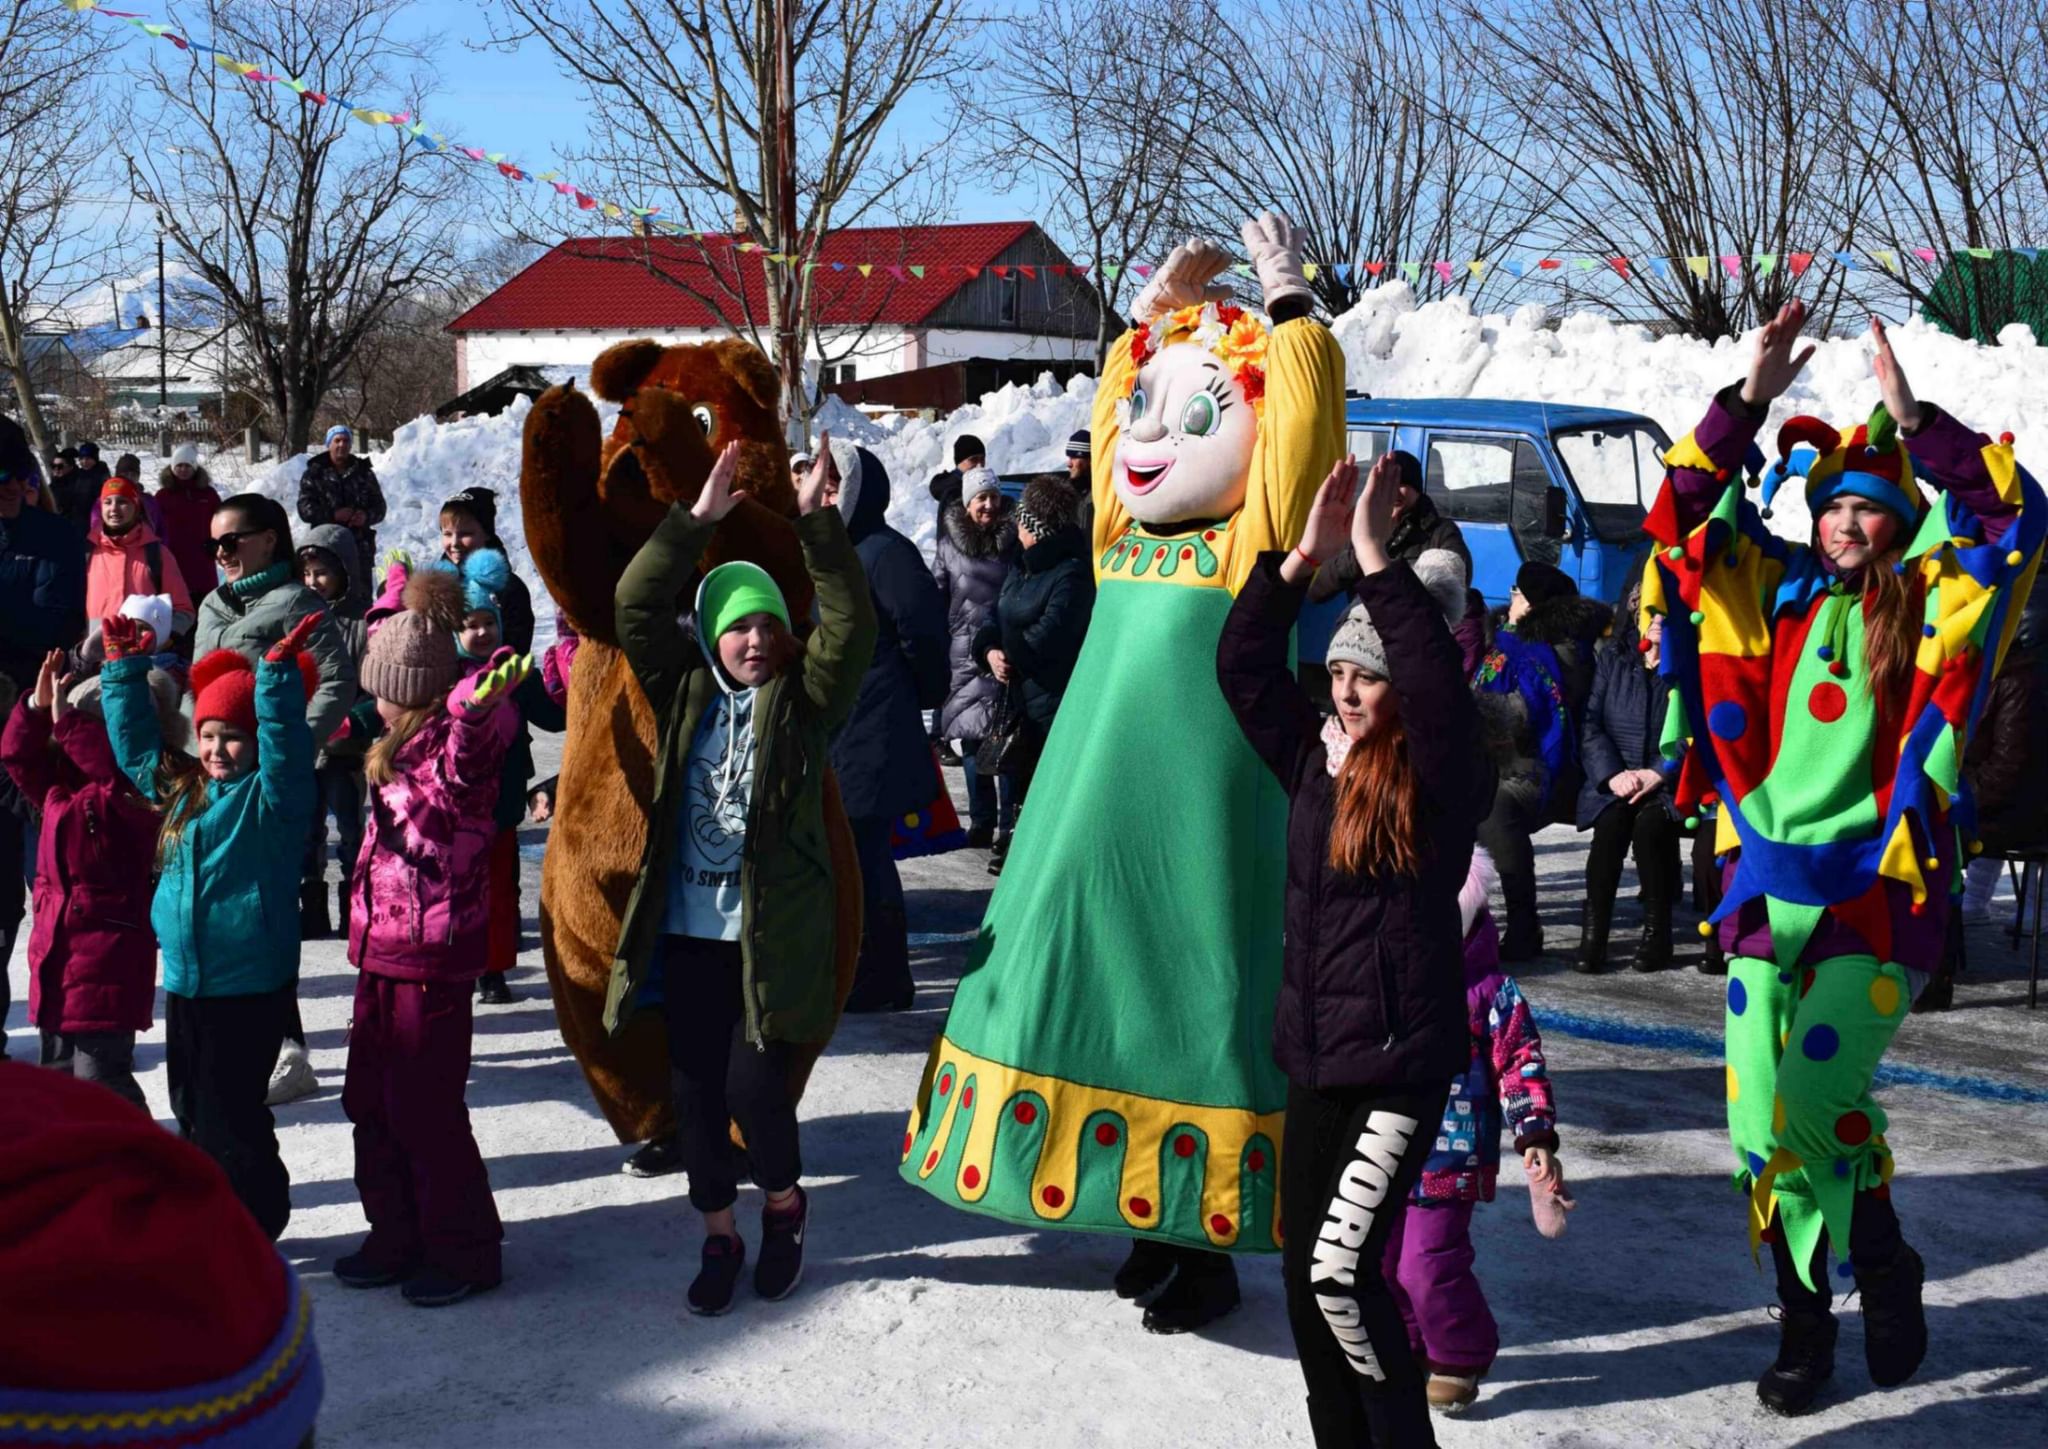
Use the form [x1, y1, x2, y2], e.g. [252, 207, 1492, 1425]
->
[1724, 954, 1908, 1289]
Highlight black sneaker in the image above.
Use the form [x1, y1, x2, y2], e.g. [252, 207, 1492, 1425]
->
[1856, 1242, 1927, 1387]
[986, 832, 1011, 878]
[477, 972, 515, 1005]
[1141, 1251, 1240, 1334]
[755, 1187, 809, 1302]
[402, 1266, 499, 1308]
[623, 1135, 684, 1178]
[1113, 1238, 1178, 1301]
[1756, 1305, 1837, 1415]
[334, 1247, 414, 1289]
[689, 1234, 747, 1316]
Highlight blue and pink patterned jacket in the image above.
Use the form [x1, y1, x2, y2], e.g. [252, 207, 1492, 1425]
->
[1415, 848, 1560, 1203]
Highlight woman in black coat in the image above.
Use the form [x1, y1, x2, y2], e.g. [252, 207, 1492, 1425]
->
[931, 469, 1017, 846]
[1217, 454, 1496, 1449]
[1575, 584, 1681, 973]
[971, 475, 1092, 873]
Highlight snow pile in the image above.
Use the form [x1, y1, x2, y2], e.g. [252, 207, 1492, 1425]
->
[207, 286, 2048, 611]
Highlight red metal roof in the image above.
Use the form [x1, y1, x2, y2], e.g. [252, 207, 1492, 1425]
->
[448, 222, 1054, 333]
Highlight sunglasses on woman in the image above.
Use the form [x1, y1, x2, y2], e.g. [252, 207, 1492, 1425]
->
[212, 529, 264, 557]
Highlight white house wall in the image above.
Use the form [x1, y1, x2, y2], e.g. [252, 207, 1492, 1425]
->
[457, 323, 1091, 393]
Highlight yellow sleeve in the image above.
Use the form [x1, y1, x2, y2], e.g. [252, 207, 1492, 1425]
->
[1224, 317, 1346, 594]
[1090, 329, 1136, 574]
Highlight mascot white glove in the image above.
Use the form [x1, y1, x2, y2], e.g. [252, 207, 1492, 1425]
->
[1240, 210, 1313, 312]
[1130, 238, 1234, 323]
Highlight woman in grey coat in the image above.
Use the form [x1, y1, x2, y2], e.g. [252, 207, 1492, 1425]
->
[931, 467, 1018, 845]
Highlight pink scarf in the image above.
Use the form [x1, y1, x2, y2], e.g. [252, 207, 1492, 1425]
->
[1321, 714, 1355, 778]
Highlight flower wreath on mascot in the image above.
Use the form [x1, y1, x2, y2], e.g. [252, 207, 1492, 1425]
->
[900, 212, 1344, 1333]
[520, 338, 864, 1148]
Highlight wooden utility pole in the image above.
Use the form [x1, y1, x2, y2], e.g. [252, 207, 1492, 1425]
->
[772, 0, 802, 443]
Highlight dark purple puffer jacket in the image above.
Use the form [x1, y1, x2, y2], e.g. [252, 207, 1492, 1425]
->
[1217, 555, 1496, 1091]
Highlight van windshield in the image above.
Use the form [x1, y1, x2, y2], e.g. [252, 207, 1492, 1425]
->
[1553, 423, 1670, 543]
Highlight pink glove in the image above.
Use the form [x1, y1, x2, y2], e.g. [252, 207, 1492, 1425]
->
[1526, 1153, 1576, 1239]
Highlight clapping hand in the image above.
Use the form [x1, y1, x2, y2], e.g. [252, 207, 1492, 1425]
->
[31, 650, 63, 712]
[690, 441, 747, 523]
[467, 650, 534, 712]
[1742, 299, 1816, 407]
[797, 431, 834, 516]
[265, 611, 324, 664]
[1351, 452, 1402, 577]
[1869, 316, 1924, 433]
[1282, 455, 1358, 584]
[101, 615, 146, 662]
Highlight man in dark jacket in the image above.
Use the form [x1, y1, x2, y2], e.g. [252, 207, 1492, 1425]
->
[826, 439, 948, 1012]
[296, 425, 387, 566]
[925, 432, 986, 532]
[972, 475, 1093, 873]
[1575, 592, 1680, 974]
[45, 449, 96, 541]
[71, 442, 111, 496]
[1, 417, 86, 1057]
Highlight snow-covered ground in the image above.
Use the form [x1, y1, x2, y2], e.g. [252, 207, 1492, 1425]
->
[11, 740, 2046, 1448]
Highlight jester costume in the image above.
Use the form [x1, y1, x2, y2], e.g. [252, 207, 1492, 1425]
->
[899, 304, 1344, 1251]
[1645, 385, 2044, 1292]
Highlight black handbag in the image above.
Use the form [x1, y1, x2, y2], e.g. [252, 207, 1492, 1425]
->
[973, 690, 1038, 777]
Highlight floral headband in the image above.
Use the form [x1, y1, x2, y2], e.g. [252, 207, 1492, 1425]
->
[1126, 301, 1269, 410]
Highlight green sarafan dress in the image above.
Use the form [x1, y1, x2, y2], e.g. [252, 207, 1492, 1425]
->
[899, 315, 1344, 1251]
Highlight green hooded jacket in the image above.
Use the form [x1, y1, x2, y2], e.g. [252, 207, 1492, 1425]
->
[605, 505, 877, 1046]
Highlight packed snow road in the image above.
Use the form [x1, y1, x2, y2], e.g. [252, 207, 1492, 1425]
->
[14, 756, 2047, 1447]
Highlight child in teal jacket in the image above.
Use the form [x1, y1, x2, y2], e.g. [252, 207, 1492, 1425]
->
[100, 611, 321, 1240]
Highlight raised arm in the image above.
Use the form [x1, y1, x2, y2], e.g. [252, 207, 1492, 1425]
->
[254, 659, 315, 825]
[616, 454, 723, 714]
[1, 686, 65, 803]
[792, 498, 878, 727]
[96, 653, 166, 799]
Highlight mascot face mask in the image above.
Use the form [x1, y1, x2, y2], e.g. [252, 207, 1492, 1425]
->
[1114, 341, 1258, 525]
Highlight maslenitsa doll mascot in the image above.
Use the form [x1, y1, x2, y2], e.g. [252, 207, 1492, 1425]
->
[899, 213, 1344, 1331]
[1648, 303, 2042, 1416]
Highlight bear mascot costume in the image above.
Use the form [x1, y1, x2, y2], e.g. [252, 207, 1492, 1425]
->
[521, 337, 863, 1144]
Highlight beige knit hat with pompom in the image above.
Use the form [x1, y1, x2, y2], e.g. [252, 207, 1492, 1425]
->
[359, 569, 465, 708]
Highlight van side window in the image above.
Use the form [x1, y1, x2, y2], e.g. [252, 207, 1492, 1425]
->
[1347, 429, 1390, 470]
[1424, 435, 1560, 565]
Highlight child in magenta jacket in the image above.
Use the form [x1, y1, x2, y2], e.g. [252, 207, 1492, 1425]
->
[1381, 846, 1568, 1414]
[336, 567, 529, 1308]
[0, 647, 174, 1111]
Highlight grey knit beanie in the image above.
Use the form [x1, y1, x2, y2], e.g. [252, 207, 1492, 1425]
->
[67, 670, 189, 752]
[359, 569, 465, 708]
[1326, 548, 1469, 677]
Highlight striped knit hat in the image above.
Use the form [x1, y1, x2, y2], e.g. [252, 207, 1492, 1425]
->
[0, 1063, 324, 1446]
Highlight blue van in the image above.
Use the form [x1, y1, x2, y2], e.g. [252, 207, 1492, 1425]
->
[1298, 398, 1670, 663]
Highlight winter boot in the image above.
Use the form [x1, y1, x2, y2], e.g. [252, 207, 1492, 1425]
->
[402, 1266, 498, 1308]
[333, 1242, 415, 1289]
[265, 1040, 318, 1107]
[1141, 1249, 1239, 1334]
[476, 972, 514, 1005]
[1574, 896, 1612, 974]
[623, 1134, 684, 1178]
[687, 1235, 746, 1316]
[1854, 1241, 1927, 1388]
[335, 880, 351, 940]
[1628, 918, 1673, 973]
[1425, 1373, 1481, 1413]
[1911, 973, 1953, 1013]
[754, 1186, 809, 1301]
[1499, 871, 1544, 961]
[298, 880, 330, 939]
[1698, 920, 1728, 975]
[1112, 1238, 1178, 1301]
[1758, 1227, 1836, 1416]
[986, 830, 1012, 878]
[1304, 1392, 1370, 1448]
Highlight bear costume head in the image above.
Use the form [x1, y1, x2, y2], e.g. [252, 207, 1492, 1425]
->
[521, 336, 813, 646]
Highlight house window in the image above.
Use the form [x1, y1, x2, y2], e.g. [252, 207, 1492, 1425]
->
[999, 273, 1019, 326]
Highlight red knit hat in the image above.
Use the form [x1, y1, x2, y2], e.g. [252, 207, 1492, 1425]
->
[190, 649, 318, 735]
[0, 1063, 323, 1443]
[99, 476, 143, 503]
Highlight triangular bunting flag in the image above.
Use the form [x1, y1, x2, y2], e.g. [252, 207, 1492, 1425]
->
[1608, 257, 1631, 276]
[909, 265, 925, 278]
[1504, 260, 1524, 278]
[1101, 264, 1120, 279]
[1648, 258, 1670, 279]
[1874, 249, 1898, 273]
[601, 203, 623, 219]
[2017, 247, 2041, 262]
[1468, 260, 1487, 280]
[1789, 252, 1814, 275]
[1132, 264, 1154, 279]
[1335, 264, 1353, 286]
[1537, 258, 1561, 270]
[1832, 249, 1858, 267]
[1685, 256, 1710, 279]
[1366, 261, 1386, 276]
[1232, 262, 1255, 276]
[1431, 261, 1453, 283]
[1912, 246, 1937, 263]
[1019, 265, 1037, 279]
[857, 264, 873, 277]
[962, 266, 981, 278]
[1302, 263, 1320, 280]
[1718, 254, 1741, 277]
[1401, 262, 1421, 282]
[1754, 253, 1777, 275]
[575, 193, 595, 210]
[991, 265, 1010, 278]
[1575, 258, 1599, 272]
[1965, 247, 1994, 260]
[886, 265, 908, 281]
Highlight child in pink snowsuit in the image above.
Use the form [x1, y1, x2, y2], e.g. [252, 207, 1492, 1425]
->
[1381, 847, 1564, 1412]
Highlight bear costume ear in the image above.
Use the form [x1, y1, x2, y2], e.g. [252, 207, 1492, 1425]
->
[590, 339, 667, 402]
[711, 338, 782, 414]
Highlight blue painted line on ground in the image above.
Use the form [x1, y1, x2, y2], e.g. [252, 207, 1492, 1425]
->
[910, 929, 979, 947]
[1541, 1006, 2048, 1105]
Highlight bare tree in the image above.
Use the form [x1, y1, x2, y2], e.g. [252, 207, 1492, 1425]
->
[0, 3, 106, 459]
[962, 0, 1207, 363]
[1458, 0, 1867, 339]
[121, 0, 474, 452]
[1167, 0, 1537, 317]
[1841, 0, 2048, 339]
[491, 0, 971, 432]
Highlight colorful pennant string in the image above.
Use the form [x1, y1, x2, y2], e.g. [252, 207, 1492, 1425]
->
[62, 0, 2048, 291]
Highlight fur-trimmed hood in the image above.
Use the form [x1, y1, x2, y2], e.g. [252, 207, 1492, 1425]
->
[938, 497, 1017, 561]
[1508, 591, 1612, 651]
